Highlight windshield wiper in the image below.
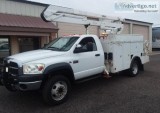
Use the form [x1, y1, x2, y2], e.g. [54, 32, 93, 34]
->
[47, 47, 60, 50]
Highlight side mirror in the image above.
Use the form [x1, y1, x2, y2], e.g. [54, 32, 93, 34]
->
[74, 44, 82, 53]
[76, 44, 82, 48]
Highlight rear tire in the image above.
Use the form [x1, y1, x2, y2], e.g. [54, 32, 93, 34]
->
[42, 75, 71, 105]
[129, 60, 139, 77]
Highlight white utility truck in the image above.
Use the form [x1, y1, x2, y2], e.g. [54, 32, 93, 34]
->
[0, 5, 149, 105]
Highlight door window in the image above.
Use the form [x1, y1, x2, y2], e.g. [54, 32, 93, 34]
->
[79, 37, 97, 52]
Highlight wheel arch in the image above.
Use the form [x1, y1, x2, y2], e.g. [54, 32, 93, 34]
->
[42, 63, 75, 85]
[131, 56, 143, 71]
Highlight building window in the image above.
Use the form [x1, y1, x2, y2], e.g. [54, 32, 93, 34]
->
[18, 37, 41, 53]
[0, 36, 10, 63]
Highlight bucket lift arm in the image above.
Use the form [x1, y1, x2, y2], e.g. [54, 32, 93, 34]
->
[41, 5, 124, 34]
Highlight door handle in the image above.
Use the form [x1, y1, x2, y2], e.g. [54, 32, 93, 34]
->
[95, 54, 100, 56]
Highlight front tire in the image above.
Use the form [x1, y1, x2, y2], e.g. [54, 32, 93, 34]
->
[42, 75, 71, 105]
[129, 60, 139, 77]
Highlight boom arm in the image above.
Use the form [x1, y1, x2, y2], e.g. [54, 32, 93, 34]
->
[41, 5, 124, 34]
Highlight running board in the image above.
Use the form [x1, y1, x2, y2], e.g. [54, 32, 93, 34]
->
[75, 74, 102, 84]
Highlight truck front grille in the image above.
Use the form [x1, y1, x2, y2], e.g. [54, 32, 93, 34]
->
[10, 62, 18, 68]
[8, 62, 19, 75]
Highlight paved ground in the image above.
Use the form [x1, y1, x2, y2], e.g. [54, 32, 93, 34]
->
[0, 55, 160, 113]
[149, 51, 160, 56]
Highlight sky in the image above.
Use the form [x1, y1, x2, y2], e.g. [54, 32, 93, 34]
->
[28, 0, 160, 26]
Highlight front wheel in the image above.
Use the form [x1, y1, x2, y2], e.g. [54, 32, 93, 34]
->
[129, 60, 139, 77]
[42, 75, 71, 105]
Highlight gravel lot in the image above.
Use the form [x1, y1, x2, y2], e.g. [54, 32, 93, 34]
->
[0, 54, 160, 113]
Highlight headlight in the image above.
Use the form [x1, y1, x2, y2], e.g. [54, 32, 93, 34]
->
[23, 64, 45, 74]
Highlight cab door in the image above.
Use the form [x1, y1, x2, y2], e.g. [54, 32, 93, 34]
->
[71, 37, 103, 80]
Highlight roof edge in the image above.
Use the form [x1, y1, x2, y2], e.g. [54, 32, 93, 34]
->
[8, 0, 49, 7]
[125, 19, 153, 25]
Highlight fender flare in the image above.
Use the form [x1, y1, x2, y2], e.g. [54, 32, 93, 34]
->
[43, 62, 75, 81]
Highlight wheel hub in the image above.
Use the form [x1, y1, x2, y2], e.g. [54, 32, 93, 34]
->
[132, 63, 138, 74]
[51, 81, 67, 101]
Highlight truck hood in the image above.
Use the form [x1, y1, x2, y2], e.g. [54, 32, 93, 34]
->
[8, 49, 66, 63]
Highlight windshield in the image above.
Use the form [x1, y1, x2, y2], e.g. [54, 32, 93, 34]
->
[44, 36, 79, 51]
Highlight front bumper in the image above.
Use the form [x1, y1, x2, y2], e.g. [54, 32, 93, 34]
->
[17, 81, 42, 91]
[17, 74, 43, 91]
[2, 72, 43, 91]
[1, 60, 44, 91]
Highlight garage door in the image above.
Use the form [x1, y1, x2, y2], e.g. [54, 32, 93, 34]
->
[133, 24, 149, 40]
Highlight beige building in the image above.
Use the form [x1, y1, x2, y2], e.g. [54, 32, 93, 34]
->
[0, 0, 152, 63]
[0, 0, 58, 63]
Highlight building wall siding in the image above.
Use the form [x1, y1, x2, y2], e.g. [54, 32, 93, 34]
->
[0, 0, 45, 17]
[58, 22, 98, 37]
